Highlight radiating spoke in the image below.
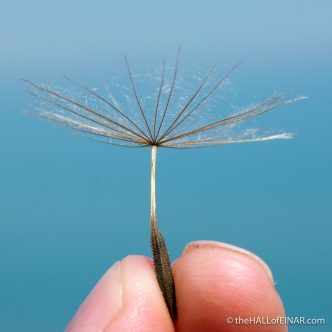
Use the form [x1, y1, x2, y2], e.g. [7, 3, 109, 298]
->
[63, 75, 152, 141]
[155, 46, 181, 140]
[27, 90, 139, 139]
[35, 107, 143, 144]
[22, 79, 147, 142]
[158, 66, 216, 141]
[153, 60, 166, 142]
[158, 62, 241, 142]
[159, 96, 306, 145]
[160, 132, 293, 148]
[125, 55, 153, 141]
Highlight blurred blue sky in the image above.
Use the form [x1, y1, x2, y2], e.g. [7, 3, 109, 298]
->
[0, 1, 331, 331]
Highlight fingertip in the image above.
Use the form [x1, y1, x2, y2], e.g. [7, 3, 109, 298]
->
[184, 240, 275, 284]
[66, 255, 174, 332]
[110, 255, 173, 332]
[173, 241, 287, 332]
[65, 261, 123, 332]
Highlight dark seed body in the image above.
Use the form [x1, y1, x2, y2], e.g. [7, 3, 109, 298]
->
[151, 220, 177, 320]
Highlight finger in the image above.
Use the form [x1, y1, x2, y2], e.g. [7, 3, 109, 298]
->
[66, 255, 174, 332]
[173, 241, 287, 332]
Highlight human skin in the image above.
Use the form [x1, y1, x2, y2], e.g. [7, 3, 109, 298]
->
[66, 241, 287, 332]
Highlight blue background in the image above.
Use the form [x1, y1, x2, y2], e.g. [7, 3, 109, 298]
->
[0, 1, 331, 331]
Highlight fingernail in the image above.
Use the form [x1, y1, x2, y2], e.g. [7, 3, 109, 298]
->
[65, 261, 123, 332]
[184, 240, 274, 283]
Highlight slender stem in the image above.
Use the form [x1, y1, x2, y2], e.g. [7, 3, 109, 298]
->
[150, 146, 177, 320]
[150, 145, 157, 228]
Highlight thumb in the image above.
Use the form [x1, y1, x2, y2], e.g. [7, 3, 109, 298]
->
[65, 256, 174, 332]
